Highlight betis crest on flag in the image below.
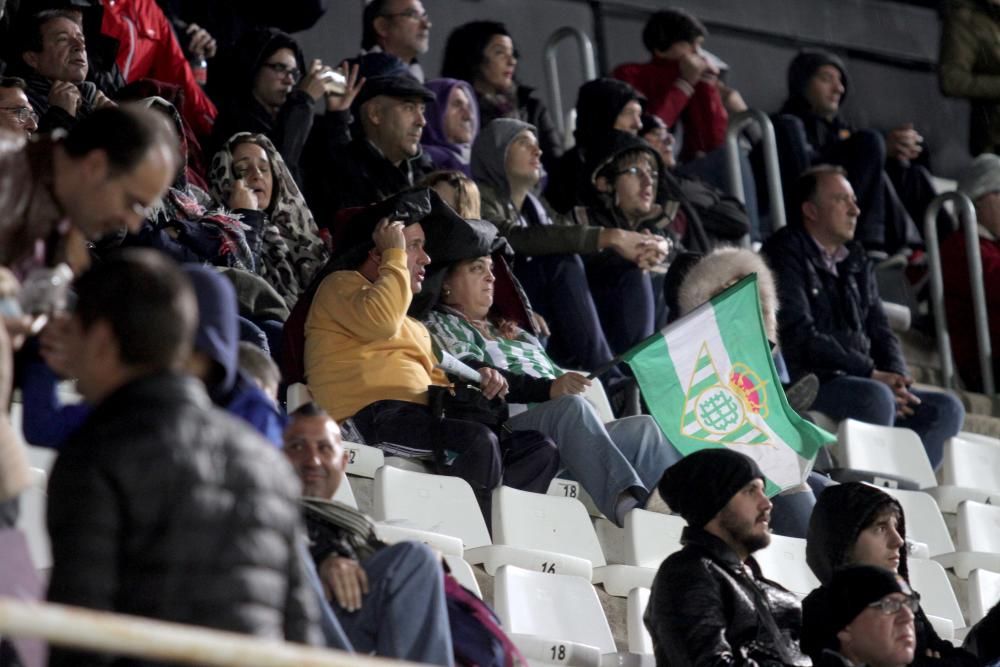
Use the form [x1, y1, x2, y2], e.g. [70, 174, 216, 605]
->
[623, 274, 834, 495]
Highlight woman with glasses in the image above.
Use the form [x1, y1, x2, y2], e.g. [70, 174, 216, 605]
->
[209, 28, 361, 187]
[210, 132, 327, 309]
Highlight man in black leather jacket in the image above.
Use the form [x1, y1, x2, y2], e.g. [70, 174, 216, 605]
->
[45, 250, 318, 665]
[645, 449, 811, 667]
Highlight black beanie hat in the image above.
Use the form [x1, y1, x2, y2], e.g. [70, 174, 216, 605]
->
[657, 449, 764, 528]
[801, 566, 913, 659]
[787, 49, 849, 103]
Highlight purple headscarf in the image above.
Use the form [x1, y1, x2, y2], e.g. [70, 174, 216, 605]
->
[421, 78, 480, 175]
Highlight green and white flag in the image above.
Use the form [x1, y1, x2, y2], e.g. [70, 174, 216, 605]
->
[623, 274, 834, 495]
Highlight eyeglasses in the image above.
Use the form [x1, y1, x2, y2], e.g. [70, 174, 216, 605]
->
[615, 165, 659, 181]
[262, 62, 301, 82]
[381, 9, 430, 22]
[0, 106, 39, 124]
[867, 593, 920, 616]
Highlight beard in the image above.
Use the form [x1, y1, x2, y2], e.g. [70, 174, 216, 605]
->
[718, 506, 771, 554]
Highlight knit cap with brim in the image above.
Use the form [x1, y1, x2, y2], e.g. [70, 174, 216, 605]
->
[657, 448, 764, 528]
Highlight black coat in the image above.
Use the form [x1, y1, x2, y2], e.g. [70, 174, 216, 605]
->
[644, 527, 811, 667]
[761, 225, 906, 383]
[46, 372, 318, 666]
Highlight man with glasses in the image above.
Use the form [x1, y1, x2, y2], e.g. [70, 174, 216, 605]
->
[210, 27, 361, 186]
[802, 566, 918, 667]
[0, 77, 39, 137]
[361, 0, 431, 82]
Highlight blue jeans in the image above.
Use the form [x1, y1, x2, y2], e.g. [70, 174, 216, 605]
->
[810, 377, 965, 469]
[507, 395, 682, 522]
[335, 541, 454, 666]
[768, 472, 836, 539]
[299, 541, 353, 651]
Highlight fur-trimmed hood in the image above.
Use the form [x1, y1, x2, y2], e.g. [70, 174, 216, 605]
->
[677, 247, 779, 342]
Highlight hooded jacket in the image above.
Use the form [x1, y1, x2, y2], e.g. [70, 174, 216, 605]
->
[777, 50, 853, 156]
[183, 265, 285, 446]
[473, 118, 602, 256]
[545, 78, 645, 214]
[208, 28, 325, 187]
[802, 483, 977, 667]
[421, 78, 479, 175]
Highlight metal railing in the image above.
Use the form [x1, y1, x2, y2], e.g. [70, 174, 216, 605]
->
[0, 597, 405, 667]
[724, 109, 786, 243]
[924, 192, 995, 396]
[543, 26, 597, 138]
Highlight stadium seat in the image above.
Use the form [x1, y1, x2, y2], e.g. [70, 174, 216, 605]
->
[546, 478, 603, 518]
[908, 557, 965, 636]
[16, 467, 51, 571]
[492, 485, 655, 595]
[373, 466, 593, 578]
[878, 487, 955, 557]
[752, 534, 819, 597]
[443, 553, 483, 599]
[941, 501, 1000, 578]
[342, 441, 385, 479]
[330, 477, 357, 509]
[836, 420, 937, 489]
[968, 569, 1000, 625]
[285, 382, 313, 413]
[623, 509, 687, 569]
[581, 378, 615, 424]
[373, 522, 464, 557]
[931, 435, 1000, 512]
[627, 587, 654, 655]
[495, 564, 615, 666]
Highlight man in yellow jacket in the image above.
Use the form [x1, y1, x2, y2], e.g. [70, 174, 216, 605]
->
[304, 201, 558, 517]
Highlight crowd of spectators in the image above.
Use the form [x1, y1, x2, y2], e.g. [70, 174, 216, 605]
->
[0, 1, 999, 665]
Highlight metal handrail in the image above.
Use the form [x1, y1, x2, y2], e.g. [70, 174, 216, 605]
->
[724, 109, 786, 244]
[543, 26, 597, 138]
[924, 192, 995, 396]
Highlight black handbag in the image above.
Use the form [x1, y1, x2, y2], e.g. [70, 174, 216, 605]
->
[427, 382, 510, 434]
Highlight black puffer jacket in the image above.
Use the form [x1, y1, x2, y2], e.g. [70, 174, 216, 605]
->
[46, 373, 318, 666]
[803, 483, 979, 667]
[761, 224, 906, 383]
[644, 527, 811, 667]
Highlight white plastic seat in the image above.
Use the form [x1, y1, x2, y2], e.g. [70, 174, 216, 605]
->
[943, 501, 1000, 578]
[285, 382, 313, 413]
[373, 466, 491, 548]
[969, 569, 1000, 624]
[493, 485, 655, 595]
[25, 444, 56, 474]
[329, 478, 357, 509]
[878, 487, 955, 557]
[581, 379, 615, 424]
[836, 420, 937, 489]
[908, 557, 965, 634]
[624, 509, 687, 569]
[627, 587, 654, 655]
[16, 467, 51, 571]
[443, 553, 482, 599]
[342, 441, 385, 479]
[373, 522, 464, 557]
[546, 478, 603, 518]
[495, 564, 614, 666]
[931, 436, 1000, 512]
[752, 534, 819, 597]
[957, 431, 1000, 447]
[806, 411, 839, 434]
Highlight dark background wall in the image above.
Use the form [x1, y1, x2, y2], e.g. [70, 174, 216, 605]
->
[294, 0, 972, 177]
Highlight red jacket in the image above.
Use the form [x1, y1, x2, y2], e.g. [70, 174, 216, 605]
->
[612, 58, 727, 161]
[940, 227, 1000, 390]
[101, 0, 217, 140]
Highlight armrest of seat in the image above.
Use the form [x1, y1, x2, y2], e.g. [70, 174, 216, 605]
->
[593, 565, 657, 597]
[373, 522, 464, 557]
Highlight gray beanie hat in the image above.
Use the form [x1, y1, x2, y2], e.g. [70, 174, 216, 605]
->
[959, 153, 1000, 202]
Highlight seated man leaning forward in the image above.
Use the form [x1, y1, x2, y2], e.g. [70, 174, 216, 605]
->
[645, 448, 810, 667]
[761, 165, 963, 469]
[801, 566, 918, 667]
[282, 403, 453, 666]
[303, 201, 558, 517]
